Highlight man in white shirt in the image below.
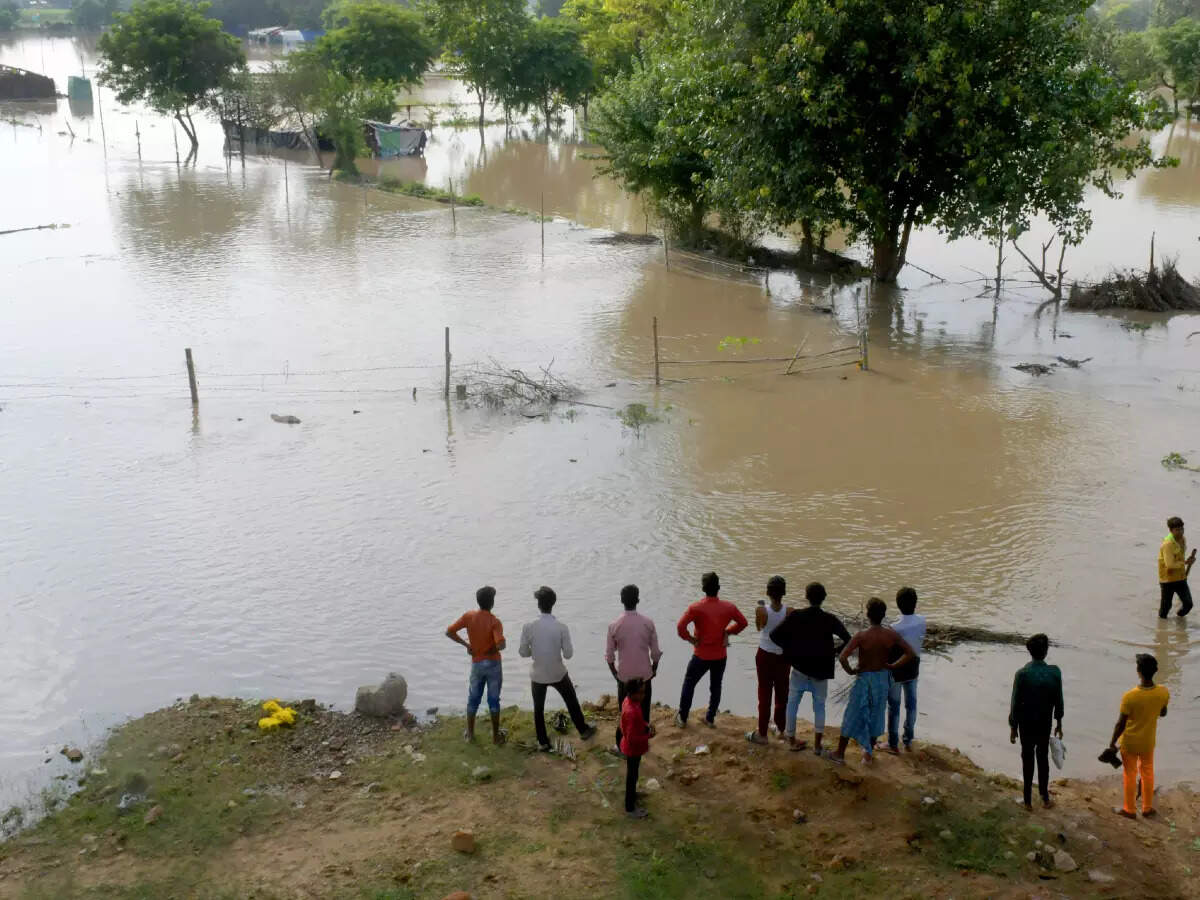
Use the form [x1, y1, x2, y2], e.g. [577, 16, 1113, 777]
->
[885, 586, 927, 753]
[519, 586, 597, 751]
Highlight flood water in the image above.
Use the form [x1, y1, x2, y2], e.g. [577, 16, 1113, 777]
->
[3, 36, 1200, 809]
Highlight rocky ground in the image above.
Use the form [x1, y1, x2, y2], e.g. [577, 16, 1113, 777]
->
[0, 694, 1197, 898]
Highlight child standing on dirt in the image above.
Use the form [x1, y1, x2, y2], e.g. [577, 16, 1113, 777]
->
[1109, 654, 1169, 819]
[621, 678, 654, 819]
[446, 586, 507, 745]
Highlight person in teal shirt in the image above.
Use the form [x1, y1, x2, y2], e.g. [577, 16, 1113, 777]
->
[1008, 633, 1064, 810]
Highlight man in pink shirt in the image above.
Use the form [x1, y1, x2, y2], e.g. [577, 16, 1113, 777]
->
[606, 584, 662, 753]
[674, 572, 748, 727]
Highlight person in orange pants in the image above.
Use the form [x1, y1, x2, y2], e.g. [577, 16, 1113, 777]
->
[1107, 653, 1170, 819]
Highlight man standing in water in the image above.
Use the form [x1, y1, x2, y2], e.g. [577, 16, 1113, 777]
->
[829, 598, 914, 765]
[675, 572, 748, 728]
[1008, 633, 1064, 810]
[446, 586, 507, 745]
[1158, 516, 1195, 618]
[606, 584, 662, 753]
[1109, 653, 1169, 819]
[519, 586, 597, 751]
[769, 581, 851, 755]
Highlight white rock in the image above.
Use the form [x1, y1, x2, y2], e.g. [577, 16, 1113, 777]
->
[644, 778, 662, 792]
[694, 745, 710, 755]
[329, 770, 342, 780]
[1026, 851, 1038, 863]
[939, 830, 953, 840]
[1053, 849, 1078, 872]
[1087, 870, 1115, 884]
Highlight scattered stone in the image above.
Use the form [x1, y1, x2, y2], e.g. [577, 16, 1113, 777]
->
[834, 769, 864, 786]
[471, 766, 491, 781]
[1053, 850, 1077, 872]
[921, 795, 937, 805]
[361, 782, 383, 795]
[1087, 870, 1115, 884]
[61, 747, 83, 763]
[939, 830, 953, 840]
[170, 752, 185, 763]
[793, 809, 807, 824]
[678, 770, 700, 786]
[1004, 851, 1015, 859]
[143, 805, 163, 825]
[694, 745, 710, 755]
[949, 773, 963, 784]
[297, 699, 318, 714]
[644, 778, 662, 792]
[241, 788, 258, 798]
[1026, 851, 1038, 863]
[354, 672, 408, 718]
[227, 800, 238, 809]
[328, 738, 345, 752]
[329, 770, 342, 781]
[89, 767, 107, 777]
[451, 830, 476, 854]
[115, 794, 145, 815]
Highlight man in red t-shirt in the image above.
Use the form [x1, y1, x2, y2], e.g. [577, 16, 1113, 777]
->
[674, 572, 748, 727]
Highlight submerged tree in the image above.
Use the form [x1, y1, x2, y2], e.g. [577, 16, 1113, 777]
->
[98, 0, 244, 150]
[506, 17, 594, 129]
[432, 0, 528, 130]
[316, 1, 438, 87]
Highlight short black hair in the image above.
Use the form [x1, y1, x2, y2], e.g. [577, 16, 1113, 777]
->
[1168, 516, 1184, 530]
[805, 582, 827, 605]
[1136, 653, 1158, 678]
[476, 585, 496, 610]
[766, 576, 786, 600]
[701, 572, 720, 596]
[534, 585, 557, 613]
[620, 584, 640, 610]
[1026, 633, 1049, 660]
[866, 597, 887, 624]
[896, 587, 918, 615]
[624, 677, 646, 697]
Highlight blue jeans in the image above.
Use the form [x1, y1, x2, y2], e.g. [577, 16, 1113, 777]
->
[887, 677, 918, 748]
[467, 659, 502, 716]
[785, 670, 827, 736]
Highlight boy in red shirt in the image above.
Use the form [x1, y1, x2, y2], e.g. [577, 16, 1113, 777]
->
[446, 586, 507, 744]
[674, 572, 749, 727]
[620, 678, 654, 819]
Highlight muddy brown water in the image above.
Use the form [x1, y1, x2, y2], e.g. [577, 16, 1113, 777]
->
[2, 36, 1199, 809]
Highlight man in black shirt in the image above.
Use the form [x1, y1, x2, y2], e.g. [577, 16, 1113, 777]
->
[770, 582, 851, 754]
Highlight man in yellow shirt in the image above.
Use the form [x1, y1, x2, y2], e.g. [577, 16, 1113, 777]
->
[1107, 654, 1169, 819]
[1158, 516, 1195, 619]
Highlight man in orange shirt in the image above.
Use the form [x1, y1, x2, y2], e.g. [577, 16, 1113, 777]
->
[446, 586, 507, 744]
[674, 572, 748, 728]
[1108, 653, 1169, 819]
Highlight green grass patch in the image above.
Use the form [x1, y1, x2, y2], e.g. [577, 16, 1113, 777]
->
[770, 770, 793, 792]
[916, 801, 1024, 875]
[375, 176, 484, 207]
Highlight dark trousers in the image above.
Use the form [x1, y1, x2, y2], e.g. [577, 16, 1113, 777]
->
[1160, 580, 1193, 618]
[615, 677, 652, 748]
[678, 655, 727, 724]
[1018, 720, 1051, 805]
[755, 648, 789, 736]
[625, 754, 641, 812]
[531, 675, 588, 748]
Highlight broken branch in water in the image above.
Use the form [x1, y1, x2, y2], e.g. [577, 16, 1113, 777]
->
[459, 358, 583, 411]
[0, 223, 69, 237]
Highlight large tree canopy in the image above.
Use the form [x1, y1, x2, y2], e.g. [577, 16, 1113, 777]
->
[315, 1, 438, 87]
[432, 0, 528, 129]
[98, 0, 245, 149]
[592, 0, 1171, 281]
[505, 16, 594, 128]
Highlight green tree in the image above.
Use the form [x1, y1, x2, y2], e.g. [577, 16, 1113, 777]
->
[1152, 0, 1200, 26]
[0, 3, 18, 31]
[561, 0, 670, 87]
[316, 1, 438, 87]
[432, 0, 528, 130]
[1096, 0, 1155, 31]
[507, 16, 593, 127]
[71, 0, 118, 29]
[98, 0, 245, 150]
[1156, 17, 1200, 115]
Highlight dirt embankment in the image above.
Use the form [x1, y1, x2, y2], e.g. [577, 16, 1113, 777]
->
[1, 695, 1197, 899]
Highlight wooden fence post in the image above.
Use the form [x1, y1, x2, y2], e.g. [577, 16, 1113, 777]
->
[540, 192, 545, 262]
[444, 327, 451, 399]
[185, 348, 199, 406]
[652, 316, 661, 386]
[449, 178, 457, 231]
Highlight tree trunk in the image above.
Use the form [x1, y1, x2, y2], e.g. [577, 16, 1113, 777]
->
[872, 215, 914, 282]
[175, 111, 198, 149]
[477, 86, 487, 131]
[799, 218, 815, 266]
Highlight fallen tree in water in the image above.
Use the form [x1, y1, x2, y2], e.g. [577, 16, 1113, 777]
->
[840, 617, 1029, 654]
[1067, 261, 1200, 312]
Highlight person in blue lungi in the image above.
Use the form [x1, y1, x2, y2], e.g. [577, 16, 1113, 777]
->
[828, 597, 916, 766]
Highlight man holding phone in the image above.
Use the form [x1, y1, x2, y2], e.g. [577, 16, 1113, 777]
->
[1158, 516, 1195, 618]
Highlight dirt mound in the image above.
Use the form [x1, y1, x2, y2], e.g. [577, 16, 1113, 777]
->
[1067, 262, 1200, 312]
